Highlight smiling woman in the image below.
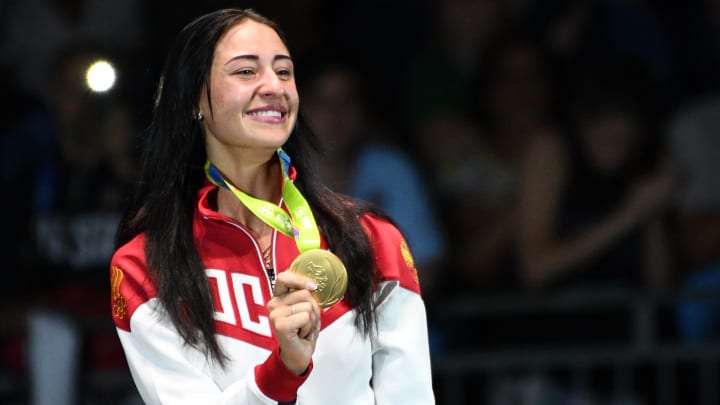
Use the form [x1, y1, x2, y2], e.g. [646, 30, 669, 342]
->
[201, 19, 298, 158]
[109, 8, 434, 405]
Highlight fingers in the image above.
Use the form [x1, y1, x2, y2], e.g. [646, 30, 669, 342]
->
[286, 301, 319, 339]
[269, 270, 320, 335]
[287, 301, 312, 318]
[270, 293, 320, 329]
[267, 281, 321, 339]
[278, 308, 314, 339]
[272, 271, 317, 297]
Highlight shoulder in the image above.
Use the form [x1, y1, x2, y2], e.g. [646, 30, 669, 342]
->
[357, 143, 414, 174]
[358, 213, 422, 295]
[110, 233, 157, 331]
[357, 143, 406, 160]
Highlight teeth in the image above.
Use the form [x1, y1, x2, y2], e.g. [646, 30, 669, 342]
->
[249, 110, 282, 118]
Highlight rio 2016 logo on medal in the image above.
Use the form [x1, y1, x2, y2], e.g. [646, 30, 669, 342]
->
[289, 249, 348, 308]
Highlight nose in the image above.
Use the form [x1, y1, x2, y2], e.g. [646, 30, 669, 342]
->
[258, 68, 285, 98]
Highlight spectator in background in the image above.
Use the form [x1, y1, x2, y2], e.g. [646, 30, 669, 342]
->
[666, 95, 720, 345]
[415, 110, 488, 295]
[301, 64, 447, 299]
[416, 34, 561, 293]
[499, 55, 681, 404]
[516, 58, 679, 293]
[0, 43, 138, 404]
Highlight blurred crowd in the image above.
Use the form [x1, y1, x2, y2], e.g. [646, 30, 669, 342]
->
[1, 0, 720, 404]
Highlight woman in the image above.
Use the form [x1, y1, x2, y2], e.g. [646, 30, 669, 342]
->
[517, 59, 678, 292]
[110, 8, 433, 404]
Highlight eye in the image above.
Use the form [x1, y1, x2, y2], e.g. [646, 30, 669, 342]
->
[276, 68, 293, 79]
[234, 68, 256, 76]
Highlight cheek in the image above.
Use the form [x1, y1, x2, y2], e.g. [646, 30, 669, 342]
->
[289, 91, 300, 112]
[208, 78, 249, 115]
[288, 91, 300, 122]
[217, 91, 248, 114]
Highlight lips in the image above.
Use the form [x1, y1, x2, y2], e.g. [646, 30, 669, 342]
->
[247, 105, 288, 122]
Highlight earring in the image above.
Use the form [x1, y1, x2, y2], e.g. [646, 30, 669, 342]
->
[194, 111, 203, 121]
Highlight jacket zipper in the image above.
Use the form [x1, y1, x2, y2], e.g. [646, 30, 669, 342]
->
[266, 267, 276, 291]
[203, 215, 276, 292]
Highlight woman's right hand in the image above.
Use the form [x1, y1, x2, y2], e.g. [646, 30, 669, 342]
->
[267, 271, 321, 375]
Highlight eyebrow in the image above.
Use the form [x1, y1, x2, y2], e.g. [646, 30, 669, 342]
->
[225, 54, 293, 65]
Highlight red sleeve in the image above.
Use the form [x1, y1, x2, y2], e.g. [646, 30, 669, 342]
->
[110, 234, 157, 331]
[254, 348, 313, 401]
[360, 214, 422, 295]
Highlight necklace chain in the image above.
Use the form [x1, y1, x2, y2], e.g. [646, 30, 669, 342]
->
[262, 239, 272, 268]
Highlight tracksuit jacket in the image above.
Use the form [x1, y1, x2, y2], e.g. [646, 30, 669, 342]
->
[110, 183, 435, 404]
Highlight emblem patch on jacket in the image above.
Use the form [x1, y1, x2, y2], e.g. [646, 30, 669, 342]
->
[111, 266, 127, 320]
[400, 238, 419, 285]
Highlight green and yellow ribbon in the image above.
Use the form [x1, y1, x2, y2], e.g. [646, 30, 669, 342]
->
[204, 148, 321, 253]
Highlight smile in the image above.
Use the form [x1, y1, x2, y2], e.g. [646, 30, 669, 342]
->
[248, 110, 283, 118]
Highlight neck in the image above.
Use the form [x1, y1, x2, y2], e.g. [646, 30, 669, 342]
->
[212, 149, 282, 231]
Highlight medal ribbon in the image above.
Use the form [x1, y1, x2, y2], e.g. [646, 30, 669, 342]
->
[204, 148, 321, 253]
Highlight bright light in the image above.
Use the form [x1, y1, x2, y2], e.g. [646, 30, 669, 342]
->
[85, 60, 116, 92]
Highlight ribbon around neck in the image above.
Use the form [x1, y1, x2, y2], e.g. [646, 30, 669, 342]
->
[204, 148, 321, 253]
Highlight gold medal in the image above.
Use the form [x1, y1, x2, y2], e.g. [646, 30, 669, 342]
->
[288, 249, 348, 308]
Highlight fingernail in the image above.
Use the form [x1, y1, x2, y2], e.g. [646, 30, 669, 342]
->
[307, 281, 318, 291]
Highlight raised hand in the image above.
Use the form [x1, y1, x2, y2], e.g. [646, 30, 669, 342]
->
[267, 271, 321, 375]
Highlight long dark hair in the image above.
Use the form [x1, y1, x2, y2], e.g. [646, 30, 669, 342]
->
[115, 8, 383, 364]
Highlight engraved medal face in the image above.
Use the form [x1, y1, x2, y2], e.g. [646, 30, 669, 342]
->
[289, 249, 348, 308]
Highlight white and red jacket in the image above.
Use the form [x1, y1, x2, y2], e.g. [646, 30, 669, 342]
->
[110, 183, 435, 404]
